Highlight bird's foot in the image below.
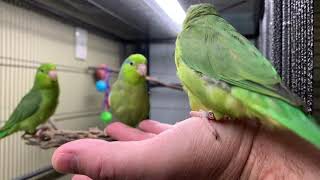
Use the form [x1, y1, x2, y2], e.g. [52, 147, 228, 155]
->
[190, 110, 216, 121]
[190, 110, 220, 140]
[21, 132, 29, 139]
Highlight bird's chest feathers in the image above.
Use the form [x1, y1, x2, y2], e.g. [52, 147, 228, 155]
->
[37, 90, 58, 121]
[115, 82, 147, 110]
[177, 59, 245, 118]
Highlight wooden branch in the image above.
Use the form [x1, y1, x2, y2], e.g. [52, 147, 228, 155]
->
[146, 76, 183, 91]
[22, 125, 114, 149]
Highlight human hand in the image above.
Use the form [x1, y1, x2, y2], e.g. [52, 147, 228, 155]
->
[52, 117, 320, 180]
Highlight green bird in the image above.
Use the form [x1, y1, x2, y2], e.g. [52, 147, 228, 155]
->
[109, 54, 149, 127]
[0, 63, 59, 139]
[175, 4, 320, 148]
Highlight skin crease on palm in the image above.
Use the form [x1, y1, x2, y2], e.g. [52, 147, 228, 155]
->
[52, 115, 320, 180]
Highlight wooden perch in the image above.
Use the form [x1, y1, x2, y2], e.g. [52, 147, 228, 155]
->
[146, 76, 183, 91]
[22, 125, 114, 149]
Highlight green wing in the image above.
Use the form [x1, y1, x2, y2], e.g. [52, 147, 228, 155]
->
[1, 89, 42, 130]
[178, 16, 302, 107]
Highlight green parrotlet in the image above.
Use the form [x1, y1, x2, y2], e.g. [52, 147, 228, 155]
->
[175, 4, 320, 148]
[0, 63, 59, 139]
[109, 54, 149, 127]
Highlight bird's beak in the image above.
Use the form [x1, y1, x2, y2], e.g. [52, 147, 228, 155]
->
[137, 64, 147, 76]
[48, 70, 57, 80]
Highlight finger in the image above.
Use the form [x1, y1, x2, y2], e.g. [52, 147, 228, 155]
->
[190, 111, 204, 118]
[105, 122, 155, 141]
[72, 175, 92, 180]
[138, 120, 172, 134]
[52, 138, 174, 180]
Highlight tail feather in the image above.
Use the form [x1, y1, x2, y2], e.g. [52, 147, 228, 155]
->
[232, 87, 320, 148]
[267, 102, 320, 148]
[0, 128, 10, 139]
[0, 125, 17, 139]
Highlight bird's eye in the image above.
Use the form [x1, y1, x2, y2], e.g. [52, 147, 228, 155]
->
[129, 62, 134, 66]
[40, 69, 44, 73]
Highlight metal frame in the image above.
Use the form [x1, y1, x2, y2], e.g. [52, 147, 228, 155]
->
[13, 165, 54, 180]
[15, 0, 127, 42]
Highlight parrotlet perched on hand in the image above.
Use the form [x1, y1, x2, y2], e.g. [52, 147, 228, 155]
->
[175, 4, 320, 148]
[109, 54, 150, 127]
[0, 63, 59, 139]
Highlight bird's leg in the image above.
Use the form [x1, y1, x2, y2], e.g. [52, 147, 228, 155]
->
[190, 110, 223, 120]
[21, 132, 30, 139]
[190, 110, 220, 140]
[21, 131, 35, 139]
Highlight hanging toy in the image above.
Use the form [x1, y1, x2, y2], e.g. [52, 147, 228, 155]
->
[96, 80, 108, 92]
[100, 111, 112, 123]
[95, 64, 107, 80]
[94, 64, 113, 124]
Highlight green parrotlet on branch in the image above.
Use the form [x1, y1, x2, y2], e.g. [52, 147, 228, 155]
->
[109, 54, 150, 127]
[175, 4, 320, 148]
[0, 63, 59, 139]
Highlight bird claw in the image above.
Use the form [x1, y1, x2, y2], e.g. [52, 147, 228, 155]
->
[36, 129, 43, 137]
[21, 132, 29, 139]
[21, 131, 35, 140]
[207, 111, 216, 121]
[190, 110, 216, 121]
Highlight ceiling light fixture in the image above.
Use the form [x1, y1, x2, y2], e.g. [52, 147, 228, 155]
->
[154, 0, 186, 25]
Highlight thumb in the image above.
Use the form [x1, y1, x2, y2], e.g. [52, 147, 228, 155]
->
[52, 139, 162, 180]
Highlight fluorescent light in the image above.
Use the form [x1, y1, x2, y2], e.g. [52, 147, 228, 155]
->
[155, 0, 186, 25]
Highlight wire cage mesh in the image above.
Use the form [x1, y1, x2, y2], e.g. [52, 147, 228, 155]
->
[260, 0, 314, 114]
[313, 0, 320, 118]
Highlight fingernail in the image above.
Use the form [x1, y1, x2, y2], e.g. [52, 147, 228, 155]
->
[53, 153, 77, 173]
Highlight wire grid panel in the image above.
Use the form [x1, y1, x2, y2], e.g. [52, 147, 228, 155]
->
[0, 2, 55, 179]
[313, 0, 320, 118]
[261, 0, 314, 112]
[0, 1, 121, 179]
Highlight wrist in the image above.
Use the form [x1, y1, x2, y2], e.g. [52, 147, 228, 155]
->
[242, 127, 320, 180]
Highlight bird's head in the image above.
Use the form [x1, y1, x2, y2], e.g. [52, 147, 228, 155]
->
[119, 54, 147, 84]
[35, 63, 59, 89]
[183, 3, 219, 29]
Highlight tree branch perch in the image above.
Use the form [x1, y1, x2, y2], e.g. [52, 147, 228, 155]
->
[146, 76, 183, 91]
[22, 125, 114, 149]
